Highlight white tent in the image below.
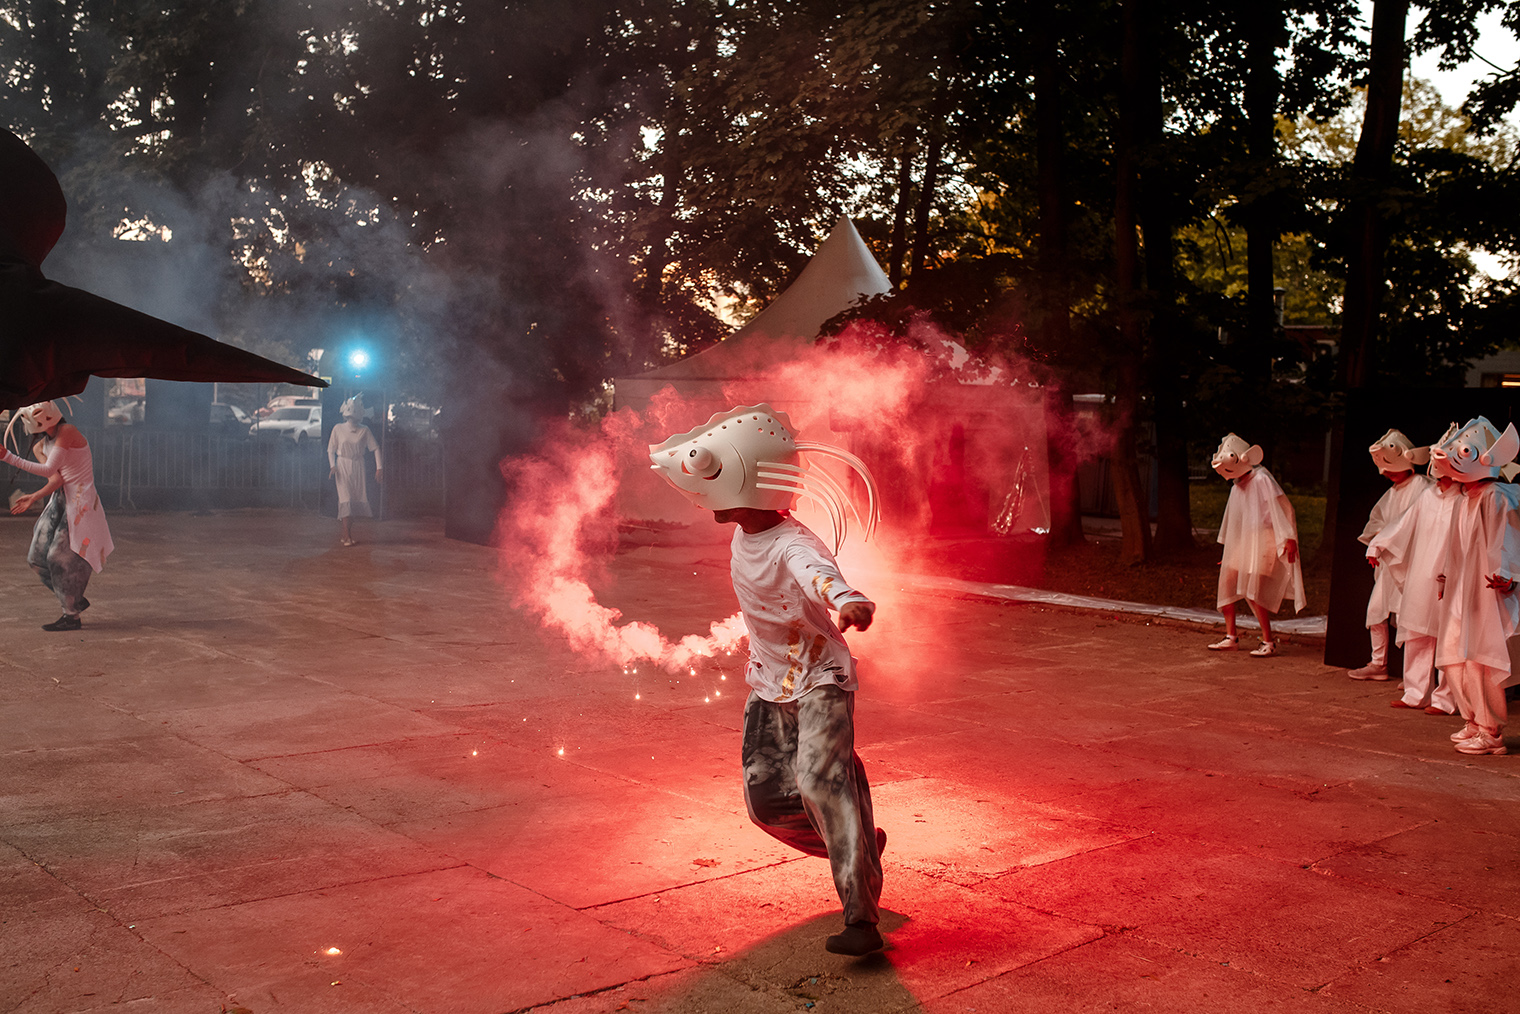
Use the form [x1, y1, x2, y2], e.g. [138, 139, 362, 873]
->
[615, 217, 891, 400]
[612, 218, 1049, 536]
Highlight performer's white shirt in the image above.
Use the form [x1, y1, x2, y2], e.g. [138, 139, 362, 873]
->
[1357, 472, 1433, 625]
[730, 516, 872, 703]
[1368, 478, 1459, 643]
[1216, 466, 1305, 613]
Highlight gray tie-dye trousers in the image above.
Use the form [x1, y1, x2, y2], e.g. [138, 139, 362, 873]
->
[28, 492, 92, 616]
[742, 685, 882, 926]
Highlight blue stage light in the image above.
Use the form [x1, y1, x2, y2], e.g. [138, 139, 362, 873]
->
[347, 348, 371, 371]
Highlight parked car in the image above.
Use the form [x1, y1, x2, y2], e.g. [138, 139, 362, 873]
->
[250, 405, 321, 442]
[254, 396, 321, 420]
[210, 402, 253, 436]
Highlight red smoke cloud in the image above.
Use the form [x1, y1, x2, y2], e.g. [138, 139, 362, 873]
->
[495, 326, 1053, 681]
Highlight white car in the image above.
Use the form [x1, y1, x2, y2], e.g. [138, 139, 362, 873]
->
[250, 405, 321, 442]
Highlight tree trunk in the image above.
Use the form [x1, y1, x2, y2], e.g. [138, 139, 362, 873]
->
[1241, 0, 1284, 394]
[1135, 0, 1192, 555]
[1033, 19, 1084, 547]
[1321, 0, 1409, 570]
[1112, 0, 1152, 566]
[907, 82, 949, 286]
[888, 147, 913, 288]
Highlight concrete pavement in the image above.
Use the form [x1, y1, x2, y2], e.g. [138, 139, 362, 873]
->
[1, 509, 1516, 1013]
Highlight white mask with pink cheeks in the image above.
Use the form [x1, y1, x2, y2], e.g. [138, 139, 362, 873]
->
[649, 403, 880, 551]
[1368, 428, 1429, 474]
[1211, 433, 1263, 480]
[1429, 416, 1520, 482]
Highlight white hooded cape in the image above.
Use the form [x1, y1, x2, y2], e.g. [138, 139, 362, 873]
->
[1216, 466, 1305, 614]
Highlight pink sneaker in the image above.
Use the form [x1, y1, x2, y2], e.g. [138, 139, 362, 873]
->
[1207, 635, 1239, 651]
[1451, 724, 1480, 742]
[1348, 664, 1389, 681]
[1455, 730, 1508, 755]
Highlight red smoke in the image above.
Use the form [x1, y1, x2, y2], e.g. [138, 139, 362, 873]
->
[495, 326, 1052, 684]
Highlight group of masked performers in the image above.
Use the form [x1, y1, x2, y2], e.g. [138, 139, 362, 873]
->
[1207, 421, 1517, 757]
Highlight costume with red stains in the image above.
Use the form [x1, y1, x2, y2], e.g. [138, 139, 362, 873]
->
[2, 401, 112, 627]
[1426, 417, 1520, 754]
[650, 405, 886, 956]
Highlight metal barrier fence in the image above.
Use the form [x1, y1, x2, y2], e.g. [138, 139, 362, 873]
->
[3, 428, 444, 515]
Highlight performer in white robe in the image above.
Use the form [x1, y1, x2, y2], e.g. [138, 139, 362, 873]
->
[1350, 429, 1434, 680]
[1366, 424, 1460, 714]
[327, 394, 382, 547]
[1207, 433, 1304, 657]
[2, 401, 113, 630]
[1427, 417, 1520, 755]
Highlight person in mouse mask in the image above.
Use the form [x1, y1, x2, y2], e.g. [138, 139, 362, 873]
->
[1207, 433, 1304, 657]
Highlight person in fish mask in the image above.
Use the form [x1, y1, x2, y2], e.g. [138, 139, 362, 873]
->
[1207, 433, 1305, 656]
[1424, 417, 1520, 755]
[2, 400, 113, 630]
[650, 404, 887, 955]
[1350, 429, 1435, 681]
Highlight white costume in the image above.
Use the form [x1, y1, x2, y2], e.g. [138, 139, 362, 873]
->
[1352, 429, 1434, 678]
[1426, 417, 1520, 753]
[1368, 477, 1460, 711]
[328, 396, 381, 519]
[651, 404, 885, 952]
[2, 402, 112, 626]
[1212, 435, 1305, 615]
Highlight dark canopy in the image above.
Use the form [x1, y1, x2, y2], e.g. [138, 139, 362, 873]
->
[0, 129, 323, 412]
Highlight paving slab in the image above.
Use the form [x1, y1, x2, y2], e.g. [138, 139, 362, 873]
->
[135, 865, 692, 1014]
[1, 509, 1516, 1014]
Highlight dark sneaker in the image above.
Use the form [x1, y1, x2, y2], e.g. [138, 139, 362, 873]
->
[42, 614, 81, 632]
[825, 922, 884, 956]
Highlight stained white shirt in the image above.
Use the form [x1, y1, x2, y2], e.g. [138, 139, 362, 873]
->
[2, 440, 113, 572]
[730, 517, 873, 703]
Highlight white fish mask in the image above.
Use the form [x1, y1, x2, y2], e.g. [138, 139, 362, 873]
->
[340, 394, 369, 420]
[1211, 433, 1263, 480]
[1430, 416, 1520, 482]
[649, 403, 880, 551]
[1368, 428, 1429, 474]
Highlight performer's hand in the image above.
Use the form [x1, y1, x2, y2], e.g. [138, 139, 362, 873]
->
[838, 601, 874, 632]
[1437, 574, 1446, 600]
[1367, 556, 1378, 568]
[328, 466, 336, 479]
[1283, 539, 1299, 564]
[375, 467, 384, 484]
[10, 494, 35, 515]
[1487, 574, 1515, 594]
